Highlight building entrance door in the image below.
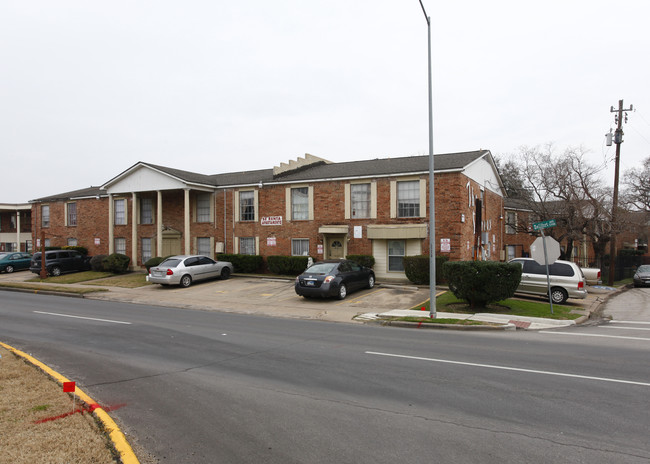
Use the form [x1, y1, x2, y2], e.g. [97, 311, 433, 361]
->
[162, 229, 182, 256]
[327, 236, 345, 259]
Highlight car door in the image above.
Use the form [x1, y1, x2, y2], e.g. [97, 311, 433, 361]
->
[196, 256, 220, 280]
[17, 253, 31, 270]
[337, 261, 356, 290]
[347, 261, 365, 291]
[182, 257, 201, 281]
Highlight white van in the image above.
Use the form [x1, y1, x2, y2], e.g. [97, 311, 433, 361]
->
[509, 258, 587, 304]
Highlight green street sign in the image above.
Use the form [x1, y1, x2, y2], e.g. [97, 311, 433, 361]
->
[533, 219, 556, 231]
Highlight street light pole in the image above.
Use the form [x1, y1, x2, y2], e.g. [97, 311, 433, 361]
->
[418, 0, 436, 318]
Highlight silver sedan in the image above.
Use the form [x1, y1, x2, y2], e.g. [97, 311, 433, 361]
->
[148, 255, 233, 288]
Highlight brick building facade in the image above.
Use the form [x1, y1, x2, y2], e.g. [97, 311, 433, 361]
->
[0, 204, 32, 252]
[30, 150, 506, 280]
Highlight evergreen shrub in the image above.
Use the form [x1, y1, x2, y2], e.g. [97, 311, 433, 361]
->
[267, 255, 311, 275]
[90, 254, 108, 272]
[346, 255, 375, 269]
[217, 254, 264, 273]
[103, 253, 131, 274]
[404, 255, 449, 285]
[442, 260, 522, 308]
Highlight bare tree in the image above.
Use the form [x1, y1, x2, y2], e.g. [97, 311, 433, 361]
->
[622, 156, 650, 212]
[504, 144, 611, 265]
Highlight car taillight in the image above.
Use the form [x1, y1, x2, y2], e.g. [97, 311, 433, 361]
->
[324, 275, 334, 283]
[578, 281, 584, 289]
[166, 269, 174, 276]
[597, 271, 601, 279]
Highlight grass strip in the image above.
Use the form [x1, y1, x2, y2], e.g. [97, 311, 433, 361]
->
[0, 282, 108, 294]
[27, 271, 113, 284]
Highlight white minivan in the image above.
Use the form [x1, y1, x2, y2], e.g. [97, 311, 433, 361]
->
[509, 258, 587, 304]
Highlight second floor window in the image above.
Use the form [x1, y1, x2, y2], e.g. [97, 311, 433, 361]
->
[239, 191, 255, 221]
[397, 181, 419, 218]
[197, 194, 210, 222]
[292, 187, 309, 220]
[506, 212, 517, 234]
[67, 202, 77, 226]
[114, 199, 126, 225]
[351, 183, 370, 218]
[42, 205, 50, 228]
[141, 198, 153, 224]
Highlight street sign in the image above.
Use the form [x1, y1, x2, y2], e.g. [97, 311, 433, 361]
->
[533, 219, 557, 231]
[530, 236, 561, 265]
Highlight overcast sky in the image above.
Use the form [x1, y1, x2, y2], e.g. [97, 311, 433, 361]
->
[2, 0, 649, 203]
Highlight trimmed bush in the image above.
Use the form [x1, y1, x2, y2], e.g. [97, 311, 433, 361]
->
[62, 246, 88, 255]
[144, 256, 167, 272]
[404, 255, 449, 285]
[217, 254, 264, 273]
[267, 255, 312, 275]
[346, 255, 375, 269]
[90, 254, 108, 272]
[442, 260, 522, 308]
[102, 253, 131, 274]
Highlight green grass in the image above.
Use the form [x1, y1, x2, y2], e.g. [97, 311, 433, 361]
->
[414, 290, 581, 320]
[83, 272, 151, 288]
[27, 271, 113, 284]
[31, 404, 50, 412]
[0, 282, 108, 294]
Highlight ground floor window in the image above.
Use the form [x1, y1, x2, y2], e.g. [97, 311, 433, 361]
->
[240, 237, 255, 255]
[388, 240, 406, 271]
[197, 237, 211, 257]
[115, 238, 126, 255]
[142, 238, 152, 263]
[67, 238, 78, 247]
[292, 238, 310, 256]
[506, 245, 516, 261]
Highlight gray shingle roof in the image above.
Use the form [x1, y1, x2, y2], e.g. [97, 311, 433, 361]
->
[31, 186, 107, 203]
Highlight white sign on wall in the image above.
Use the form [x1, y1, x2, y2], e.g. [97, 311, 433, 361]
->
[267, 237, 277, 246]
[94, 238, 101, 245]
[354, 226, 362, 239]
[440, 238, 451, 253]
[261, 216, 283, 226]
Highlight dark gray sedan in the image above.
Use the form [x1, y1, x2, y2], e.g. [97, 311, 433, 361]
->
[295, 259, 375, 300]
[633, 265, 650, 288]
[148, 255, 233, 288]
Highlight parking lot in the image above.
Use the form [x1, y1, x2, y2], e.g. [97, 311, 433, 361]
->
[0, 270, 605, 323]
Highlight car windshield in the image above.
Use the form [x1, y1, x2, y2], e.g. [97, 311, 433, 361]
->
[305, 263, 337, 274]
[159, 258, 182, 268]
[637, 265, 650, 273]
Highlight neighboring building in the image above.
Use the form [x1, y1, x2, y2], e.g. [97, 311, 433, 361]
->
[30, 150, 506, 280]
[0, 203, 32, 252]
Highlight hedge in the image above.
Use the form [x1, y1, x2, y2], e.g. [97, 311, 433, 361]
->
[90, 255, 108, 272]
[442, 260, 522, 308]
[62, 245, 88, 255]
[267, 255, 312, 275]
[216, 254, 264, 273]
[403, 255, 449, 285]
[345, 255, 375, 269]
[102, 253, 131, 274]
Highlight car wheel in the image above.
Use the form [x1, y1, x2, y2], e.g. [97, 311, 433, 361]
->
[180, 275, 192, 288]
[6, 265, 14, 273]
[367, 275, 375, 289]
[337, 283, 347, 300]
[220, 267, 231, 280]
[550, 287, 568, 304]
[50, 266, 62, 277]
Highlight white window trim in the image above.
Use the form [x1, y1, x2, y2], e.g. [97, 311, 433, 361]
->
[390, 178, 425, 219]
[345, 181, 376, 219]
[285, 185, 313, 221]
[65, 202, 77, 227]
[114, 198, 128, 225]
[138, 197, 155, 225]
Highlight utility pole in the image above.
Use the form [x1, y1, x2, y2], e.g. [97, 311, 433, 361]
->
[607, 99, 633, 286]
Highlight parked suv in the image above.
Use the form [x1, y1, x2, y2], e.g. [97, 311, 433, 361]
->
[508, 258, 587, 304]
[30, 250, 91, 276]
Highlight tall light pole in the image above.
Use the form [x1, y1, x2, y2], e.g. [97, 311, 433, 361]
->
[418, 0, 436, 318]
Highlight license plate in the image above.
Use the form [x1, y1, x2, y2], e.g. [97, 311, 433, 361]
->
[306, 280, 315, 286]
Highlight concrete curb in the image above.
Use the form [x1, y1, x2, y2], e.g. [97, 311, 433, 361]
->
[373, 319, 516, 330]
[0, 341, 140, 464]
[0, 285, 85, 298]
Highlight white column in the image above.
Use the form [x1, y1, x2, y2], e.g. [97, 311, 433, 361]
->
[16, 212, 21, 252]
[131, 192, 138, 267]
[184, 189, 191, 254]
[157, 190, 163, 257]
[108, 194, 114, 254]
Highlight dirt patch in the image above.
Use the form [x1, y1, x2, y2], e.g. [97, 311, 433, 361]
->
[0, 345, 116, 464]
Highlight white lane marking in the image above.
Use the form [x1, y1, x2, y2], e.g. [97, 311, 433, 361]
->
[611, 321, 650, 325]
[33, 311, 132, 325]
[604, 326, 650, 331]
[365, 351, 650, 387]
[539, 331, 650, 341]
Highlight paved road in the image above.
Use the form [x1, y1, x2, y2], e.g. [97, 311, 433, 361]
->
[1, 291, 649, 463]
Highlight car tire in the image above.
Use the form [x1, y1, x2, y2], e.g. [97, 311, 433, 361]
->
[337, 283, 347, 300]
[6, 265, 14, 273]
[550, 287, 568, 304]
[367, 275, 375, 289]
[220, 267, 231, 280]
[180, 275, 192, 288]
[50, 266, 61, 277]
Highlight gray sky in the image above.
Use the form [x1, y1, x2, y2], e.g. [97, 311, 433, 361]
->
[2, 0, 649, 203]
